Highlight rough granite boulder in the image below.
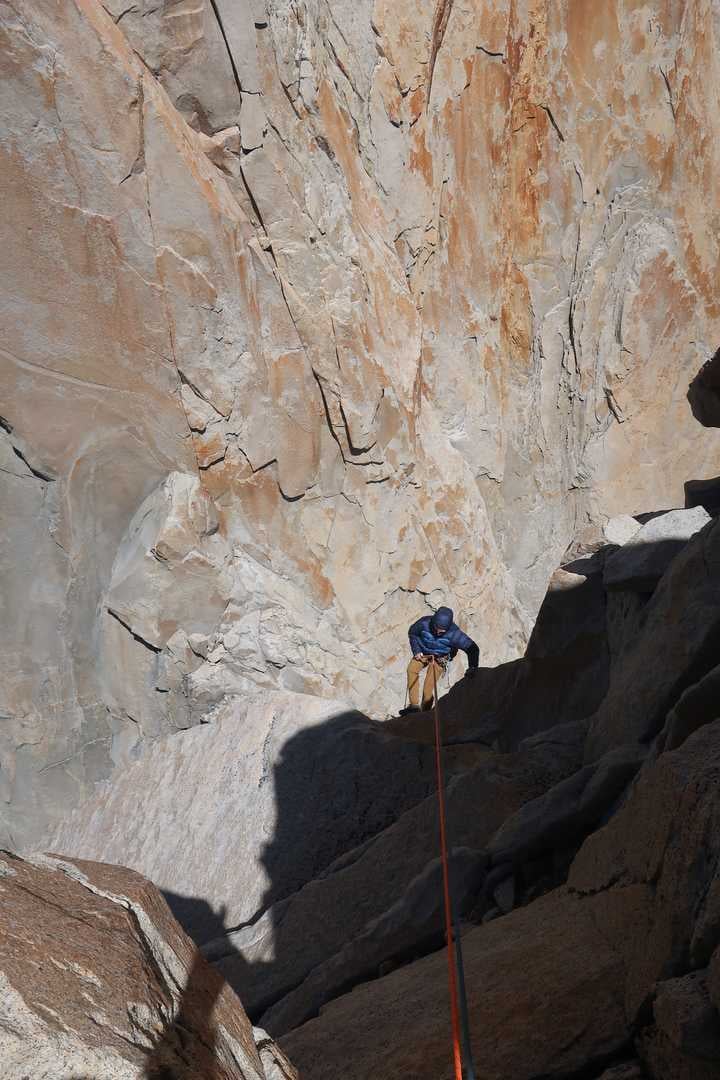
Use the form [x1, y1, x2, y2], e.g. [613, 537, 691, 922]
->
[280, 697, 720, 1079]
[571, 721, 720, 1018]
[280, 888, 636, 1080]
[585, 516, 720, 760]
[487, 742, 645, 868]
[0, 851, 294, 1080]
[603, 515, 642, 546]
[653, 970, 720, 1062]
[603, 506, 711, 591]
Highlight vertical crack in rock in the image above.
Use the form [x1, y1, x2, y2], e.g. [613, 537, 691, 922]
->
[131, 73, 206, 477]
[427, 0, 455, 106]
[313, 370, 349, 466]
[207, 0, 245, 98]
[659, 66, 676, 121]
[238, 166, 277, 265]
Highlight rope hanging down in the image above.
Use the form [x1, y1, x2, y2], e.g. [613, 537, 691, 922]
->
[429, 659, 477, 1080]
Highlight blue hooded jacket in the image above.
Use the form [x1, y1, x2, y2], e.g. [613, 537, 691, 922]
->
[408, 607, 479, 667]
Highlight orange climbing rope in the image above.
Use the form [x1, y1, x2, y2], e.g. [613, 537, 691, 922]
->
[430, 659, 464, 1080]
[429, 658, 477, 1080]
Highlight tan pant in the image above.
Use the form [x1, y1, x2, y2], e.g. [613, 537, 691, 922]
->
[407, 656, 444, 708]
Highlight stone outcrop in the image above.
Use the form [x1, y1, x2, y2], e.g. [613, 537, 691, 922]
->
[280, 719, 720, 1079]
[0, 851, 294, 1079]
[585, 514, 720, 760]
[603, 505, 710, 591]
[219, 730, 580, 1029]
[3, 0, 720, 847]
[281, 887, 636, 1080]
[51, 684, 580, 1026]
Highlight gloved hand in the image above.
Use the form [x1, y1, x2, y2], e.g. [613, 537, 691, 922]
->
[464, 666, 478, 679]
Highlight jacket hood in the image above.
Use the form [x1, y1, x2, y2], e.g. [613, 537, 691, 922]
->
[431, 606, 454, 631]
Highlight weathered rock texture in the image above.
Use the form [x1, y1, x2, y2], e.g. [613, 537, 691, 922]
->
[50, 484, 720, 1078]
[282, 887, 637, 1079]
[0, 850, 294, 1079]
[2, 1, 720, 844]
[281, 721, 720, 1079]
[52, 690, 437, 942]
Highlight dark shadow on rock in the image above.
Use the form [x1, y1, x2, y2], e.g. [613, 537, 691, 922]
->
[209, 706, 486, 1032]
[143, 900, 230, 1080]
[156, 709, 437, 1027]
[686, 475, 720, 516]
[163, 709, 434, 949]
[688, 346, 720, 427]
[144, 953, 220, 1079]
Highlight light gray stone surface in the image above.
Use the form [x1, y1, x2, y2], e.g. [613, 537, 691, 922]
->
[604, 515, 642, 546]
[604, 507, 711, 591]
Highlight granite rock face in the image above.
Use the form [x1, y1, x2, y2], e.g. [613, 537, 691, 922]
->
[51, 690, 437, 943]
[585, 515, 720, 760]
[281, 887, 636, 1080]
[0, 851, 294, 1080]
[3, 0, 720, 846]
[280, 721, 720, 1079]
[49, 491, 720, 1076]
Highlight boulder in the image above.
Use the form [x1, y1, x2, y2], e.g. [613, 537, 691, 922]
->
[603, 507, 711, 592]
[585, 518, 720, 760]
[653, 970, 720, 1061]
[603, 515, 642, 546]
[487, 743, 644, 867]
[657, 661, 720, 754]
[637, 1026, 720, 1080]
[260, 848, 486, 1036]
[0, 851, 291, 1079]
[571, 722, 720, 1016]
[51, 691, 435, 943]
[280, 889, 633, 1080]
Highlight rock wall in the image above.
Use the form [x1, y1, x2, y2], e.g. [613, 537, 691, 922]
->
[2, 0, 720, 845]
[50, 506, 720, 1079]
[0, 851, 295, 1079]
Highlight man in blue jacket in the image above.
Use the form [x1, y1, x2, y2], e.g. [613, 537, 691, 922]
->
[401, 606, 479, 714]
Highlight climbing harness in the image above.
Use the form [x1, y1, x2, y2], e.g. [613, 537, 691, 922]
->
[403, 655, 450, 715]
[429, 659, 477, 1080]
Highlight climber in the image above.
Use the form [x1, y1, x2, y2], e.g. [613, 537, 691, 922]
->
[400, 606, 479, 715]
